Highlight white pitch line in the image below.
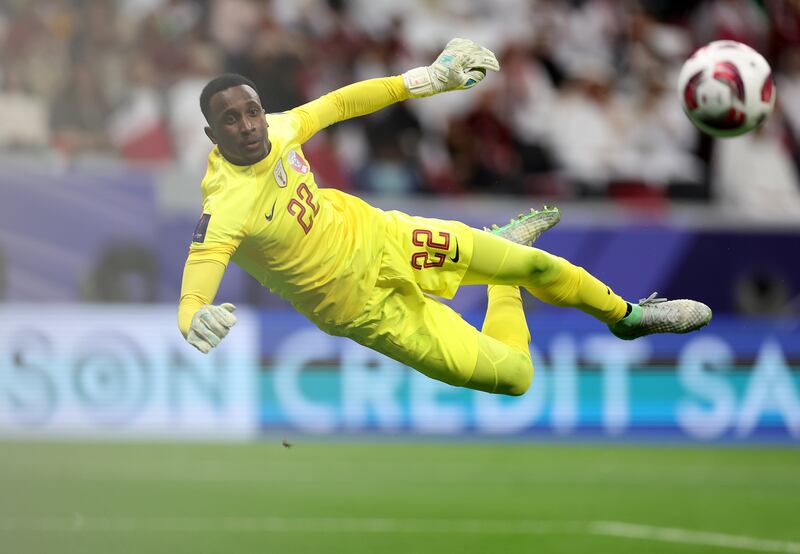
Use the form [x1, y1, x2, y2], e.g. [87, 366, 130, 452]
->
[3, 516, 800, 553]
[591, 521, 800, 554]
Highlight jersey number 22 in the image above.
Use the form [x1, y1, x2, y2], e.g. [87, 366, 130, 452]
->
[287, 182, 320, 234]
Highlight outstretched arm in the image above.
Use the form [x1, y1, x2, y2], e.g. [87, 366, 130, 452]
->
[291, 77, 409, 143]
[291, 38, 500, 143]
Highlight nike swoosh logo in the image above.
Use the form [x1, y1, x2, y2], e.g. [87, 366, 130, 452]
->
[265, 200, 277, 221]
[450, 241, 460, 263]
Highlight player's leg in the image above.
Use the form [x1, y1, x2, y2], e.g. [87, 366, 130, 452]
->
[462, 229, 628, 323]
[464, 209, 560, 392]
[466, 284, 533, 395]
[346, 279, 534, 396]
[355, 209, 535, 394]
[462, 218, 712, 337]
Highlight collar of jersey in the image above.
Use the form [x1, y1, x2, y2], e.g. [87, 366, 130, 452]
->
[216, 142, 277, 175]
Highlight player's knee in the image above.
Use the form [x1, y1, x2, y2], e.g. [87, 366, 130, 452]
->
[495, 353, 534, 396]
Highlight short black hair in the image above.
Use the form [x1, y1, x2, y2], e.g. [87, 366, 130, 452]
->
[200, 73, 260, 123]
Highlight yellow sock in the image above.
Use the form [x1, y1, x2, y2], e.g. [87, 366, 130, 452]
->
[463, 228, 628, 325]
[482, 285, 531, 355]
[464, 285, 534, 396]
[524, 252, 627, 323]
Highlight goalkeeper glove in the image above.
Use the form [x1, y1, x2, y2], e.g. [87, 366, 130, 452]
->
[403, 38, 500, 98]
[186, 303, 237, 354]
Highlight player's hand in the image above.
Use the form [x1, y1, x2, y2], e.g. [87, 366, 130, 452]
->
[186, 303, 237, 354]
[403, 38, 500, 98]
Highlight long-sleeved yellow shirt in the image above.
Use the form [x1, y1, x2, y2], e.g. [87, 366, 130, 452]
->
[178, 76, 410, 337]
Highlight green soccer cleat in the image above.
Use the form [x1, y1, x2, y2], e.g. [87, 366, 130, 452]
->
[608, 292, 712, 340]
[487, 206, 561, 246]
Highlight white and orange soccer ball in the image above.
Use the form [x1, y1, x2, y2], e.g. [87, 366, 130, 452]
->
[678, 40, 776, 138]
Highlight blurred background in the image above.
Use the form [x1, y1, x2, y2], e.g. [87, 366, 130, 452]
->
[1, 1, 799, 553]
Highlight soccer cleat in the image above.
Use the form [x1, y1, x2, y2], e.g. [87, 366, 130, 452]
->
[608, 292, 712, 340]
[487, 206, 561, 246]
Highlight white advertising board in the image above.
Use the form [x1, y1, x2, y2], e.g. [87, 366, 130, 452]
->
[0, 305, 259, 440]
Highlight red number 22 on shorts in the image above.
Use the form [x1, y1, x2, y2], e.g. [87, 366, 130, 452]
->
[410, 229, 450, 269]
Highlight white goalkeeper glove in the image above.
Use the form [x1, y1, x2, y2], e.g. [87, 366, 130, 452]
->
[402, 38, 500, 98]
[186, 303, 237, 354]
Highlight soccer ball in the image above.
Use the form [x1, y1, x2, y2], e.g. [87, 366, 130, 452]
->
[678, 40, 776, 138]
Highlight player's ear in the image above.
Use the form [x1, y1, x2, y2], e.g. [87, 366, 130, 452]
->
[204, 126, 217, 144]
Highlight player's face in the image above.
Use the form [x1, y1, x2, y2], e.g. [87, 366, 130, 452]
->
[205, 85, 270, 165]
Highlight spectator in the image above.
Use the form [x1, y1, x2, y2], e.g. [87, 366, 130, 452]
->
[445, 88, 524, 194]
[167, 42, 224, 169]
[356, 103, 424, 195]
[691, 0, 770, 52]
[0, 0, 798, 210]
[776, 46, 800, 145]
[545, 64, 628, 196]
[764, 0, 800, 61]
[108, 56, 174, 163]
[50, 63, 112, 156]
[617, 67, 706, 198]
[711, 110, 800, 219]
[496, 42, 563, 196]
[233, 6, 309, 113]
[0, 65, 50, 150]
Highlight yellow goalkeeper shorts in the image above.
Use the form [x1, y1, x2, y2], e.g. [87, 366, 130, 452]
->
[342, 211, 481, 386]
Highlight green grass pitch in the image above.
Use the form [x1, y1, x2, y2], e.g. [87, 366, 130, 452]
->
[1, 440, 798, 554]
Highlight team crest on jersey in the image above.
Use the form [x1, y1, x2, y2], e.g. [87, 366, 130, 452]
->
[273, 159, 287, 187]
[287, 149, 309, 174]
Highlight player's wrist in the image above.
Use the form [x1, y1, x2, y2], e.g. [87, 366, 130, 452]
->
[402, 66, 438, 98]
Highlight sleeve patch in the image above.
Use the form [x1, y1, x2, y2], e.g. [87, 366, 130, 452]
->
[192, 213, 211, 243]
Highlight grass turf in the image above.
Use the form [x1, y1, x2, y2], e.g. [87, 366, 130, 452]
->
[1, 441, 798, 554]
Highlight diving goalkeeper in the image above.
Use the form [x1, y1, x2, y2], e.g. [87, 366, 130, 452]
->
[178, 38, 711, 395]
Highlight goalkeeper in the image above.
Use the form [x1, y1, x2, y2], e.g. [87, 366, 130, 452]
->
[178, 38, 711, 395]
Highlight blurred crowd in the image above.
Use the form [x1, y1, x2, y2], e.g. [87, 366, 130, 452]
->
[3, 0, 800, 211]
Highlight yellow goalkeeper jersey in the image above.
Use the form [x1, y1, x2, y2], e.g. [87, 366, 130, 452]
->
[179, 77, 410, 335]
